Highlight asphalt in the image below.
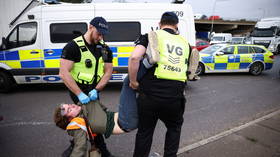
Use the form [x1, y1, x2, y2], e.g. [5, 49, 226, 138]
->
[177, 110, 280, 157]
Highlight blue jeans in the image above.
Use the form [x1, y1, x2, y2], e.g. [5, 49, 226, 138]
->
[118, 61, 147, 131]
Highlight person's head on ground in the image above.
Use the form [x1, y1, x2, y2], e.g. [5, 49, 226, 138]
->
[159, 12, 179, 32]
[54, 104, 82, 130]
[85, 16, 109, 44]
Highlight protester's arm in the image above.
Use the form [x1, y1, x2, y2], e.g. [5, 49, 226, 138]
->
[95, 63, 113, 91]
[68, 130, 88, 157]
[128, 45, 146, 89]
[59, 59, 82, 95]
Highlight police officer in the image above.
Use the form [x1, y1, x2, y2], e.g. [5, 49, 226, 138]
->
[59, 17, 114, 157]
[129, 12, 192, 157]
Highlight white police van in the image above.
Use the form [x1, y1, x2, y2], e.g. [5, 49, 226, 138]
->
[0, 1, 195, 92]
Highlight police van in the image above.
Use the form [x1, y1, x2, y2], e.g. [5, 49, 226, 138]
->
[0, 1, 195, 92]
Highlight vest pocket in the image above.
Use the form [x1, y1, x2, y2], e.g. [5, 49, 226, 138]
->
[77, 72, 94, 83]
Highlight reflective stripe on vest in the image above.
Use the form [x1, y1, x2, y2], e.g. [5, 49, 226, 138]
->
[70, 36, 105, 84]
[154, 30, 190, 82]
[66, 117, 87, 131]
[66, 117, 97, 137]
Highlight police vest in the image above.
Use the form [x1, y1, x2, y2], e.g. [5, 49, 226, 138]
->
[66, 117, 96, 136]
[154, 30, 190, 82]
[70, 36, 105, 84]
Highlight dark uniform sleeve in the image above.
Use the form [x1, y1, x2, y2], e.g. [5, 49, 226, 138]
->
[188, 44, 193, 64]
[68, 129, 88, 157]
[135, 34, 148, 48]
[61, 41, 81, 63]
[103, 44, 113, 63]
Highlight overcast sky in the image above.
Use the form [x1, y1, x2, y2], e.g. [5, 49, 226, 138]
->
[93, 0, 280, 21]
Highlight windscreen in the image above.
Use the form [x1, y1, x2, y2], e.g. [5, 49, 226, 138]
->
[212, 36, 224, 41]
[200, 45, 223, 54]
[232, 38, 243, 42]
[251, 28, 274, 37]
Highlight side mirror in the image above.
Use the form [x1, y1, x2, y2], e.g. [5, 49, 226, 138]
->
[1, 37, 7, 50]
[216, 51, 224, 56]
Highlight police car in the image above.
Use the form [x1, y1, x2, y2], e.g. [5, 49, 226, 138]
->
[196, 44, 274, 75]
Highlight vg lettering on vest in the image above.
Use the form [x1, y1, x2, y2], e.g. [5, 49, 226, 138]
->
[167, 44, 183, 56]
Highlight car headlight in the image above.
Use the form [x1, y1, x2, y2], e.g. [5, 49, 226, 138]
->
[268, 44, 275, 51]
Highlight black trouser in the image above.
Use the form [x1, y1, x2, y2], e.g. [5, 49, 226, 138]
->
[69, 84, 111, 157]
[133, 94, 185, 157]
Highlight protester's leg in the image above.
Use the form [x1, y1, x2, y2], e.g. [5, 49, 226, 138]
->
[118, 61, 147, 131]
[159, 99, 185, 157]
[94, 134, 114, 157]
[133, 94, 158, 157]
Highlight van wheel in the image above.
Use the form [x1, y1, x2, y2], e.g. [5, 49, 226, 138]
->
[0, 71, 15, 93]
[196, 62, 205, 75]
[249, 62, 263, 76]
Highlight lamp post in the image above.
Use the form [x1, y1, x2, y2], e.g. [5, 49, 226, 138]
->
[209, 0, 228, 38]
[209, 0, 217, 38]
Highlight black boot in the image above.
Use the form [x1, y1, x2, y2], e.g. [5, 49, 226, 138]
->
[94, 134, 115, 157]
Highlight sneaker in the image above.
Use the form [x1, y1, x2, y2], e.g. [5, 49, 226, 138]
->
[142, 58, 154, 69]
[149, 152, 161, 157]
[187, 48, 200, 80]
[146, 31, 160, 64]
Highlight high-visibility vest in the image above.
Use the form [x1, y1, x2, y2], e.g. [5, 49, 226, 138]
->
[70, 36, 105, 84]
[66, 117, 96, 137]
[154, 30, 190, 82]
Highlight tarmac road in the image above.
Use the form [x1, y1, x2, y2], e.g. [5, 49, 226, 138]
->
[0, 56, 279, 157]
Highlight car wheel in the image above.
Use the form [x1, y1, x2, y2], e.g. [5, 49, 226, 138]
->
[196, 62, 205, 75]
[249, 62, 263, 76]
[0, 71, 15, 93]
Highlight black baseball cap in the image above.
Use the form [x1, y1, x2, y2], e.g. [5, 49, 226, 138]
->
[160, 12, 179, 24]
[90, 17, 109, 35]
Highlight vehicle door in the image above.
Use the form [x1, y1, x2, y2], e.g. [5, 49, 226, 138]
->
[236, 45, 254, 69]
[1, 22, 43, 84]
[42, 21, 88, 83]
[104, 22, 141, 82]
[214, 45, 235, 70]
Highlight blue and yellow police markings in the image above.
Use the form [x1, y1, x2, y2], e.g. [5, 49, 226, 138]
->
[43, 49, 62, 68]
[0, 49, 63, 69]
[0, 49, 44, 69]
[110, 46, 134, 67]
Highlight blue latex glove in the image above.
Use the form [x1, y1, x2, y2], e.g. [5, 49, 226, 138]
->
[89, 89, 99, 100]
[78, 92, 90, 104]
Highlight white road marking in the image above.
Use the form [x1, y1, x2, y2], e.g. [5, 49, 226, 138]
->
[0, 121, 53, 127]
[177, 109, 280, 155]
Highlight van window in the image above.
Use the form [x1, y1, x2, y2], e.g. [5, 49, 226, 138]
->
[104, 22, 141, 42]
[6, 22, 37, 49]
[50, 23, 87, 43]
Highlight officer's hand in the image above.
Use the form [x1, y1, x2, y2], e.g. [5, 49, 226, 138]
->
[129, 81, 139, 90]
[89, 89, 99, 101]
[78, 92, 90, 104]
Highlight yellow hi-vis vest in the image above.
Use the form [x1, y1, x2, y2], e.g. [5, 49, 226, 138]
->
[70, 36, 105, 84]
[154, 30, 190, 82]
[66, 117, 96, 136]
